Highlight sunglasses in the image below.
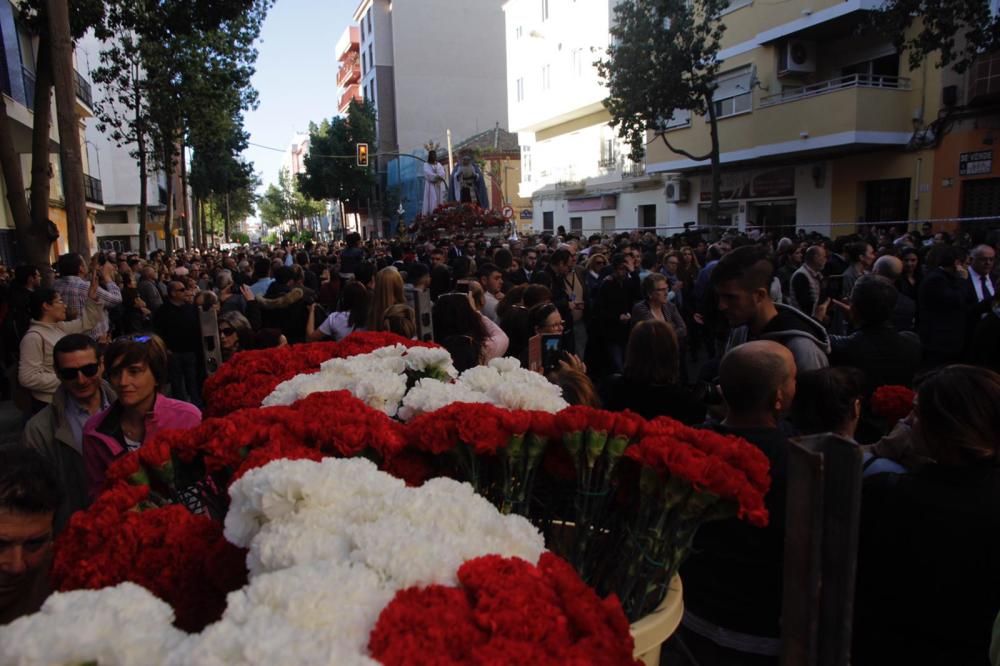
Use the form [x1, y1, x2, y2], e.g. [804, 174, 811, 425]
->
[219, 327, 236, 336]
[56, 363, 100, 381]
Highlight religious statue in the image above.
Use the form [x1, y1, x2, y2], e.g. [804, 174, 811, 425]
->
[450, 153, 489, 208]
[421, 150, 448, 216]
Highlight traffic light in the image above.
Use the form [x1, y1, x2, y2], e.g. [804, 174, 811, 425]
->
[356, 143, 369, 167]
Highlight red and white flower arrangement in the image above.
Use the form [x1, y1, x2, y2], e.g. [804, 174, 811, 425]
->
[3, 335, 773, 664]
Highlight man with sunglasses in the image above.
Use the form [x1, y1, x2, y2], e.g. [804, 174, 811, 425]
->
[23, 334, 112, 534]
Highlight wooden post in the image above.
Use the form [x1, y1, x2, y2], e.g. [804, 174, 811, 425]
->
[780, 434, 863, 666]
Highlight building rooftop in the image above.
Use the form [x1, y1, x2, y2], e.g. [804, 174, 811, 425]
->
[454, 124, 519, 155]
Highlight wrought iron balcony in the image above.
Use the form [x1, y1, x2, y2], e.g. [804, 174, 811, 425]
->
[83, 174, 103, 204]
[74, 71, 93, 108]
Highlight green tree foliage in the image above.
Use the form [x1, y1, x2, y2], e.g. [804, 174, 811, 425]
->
[597, 0, 729, 222]
[91, 0, 269, 255]
[259, 168, 324, 231]
[298, 99, 377, 213]
[876, 0, 1000, 73]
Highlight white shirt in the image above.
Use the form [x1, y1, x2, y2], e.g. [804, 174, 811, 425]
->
[969, 266, 995, 303]
[318, 311, 357, 341]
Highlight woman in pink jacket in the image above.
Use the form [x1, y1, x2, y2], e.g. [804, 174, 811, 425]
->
[83, 334, 201, 498]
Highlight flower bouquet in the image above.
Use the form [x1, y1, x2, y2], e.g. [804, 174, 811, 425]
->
[10, 337, 773, 664]
[411, 201, 506, 237]
[871, 384, 916, 425]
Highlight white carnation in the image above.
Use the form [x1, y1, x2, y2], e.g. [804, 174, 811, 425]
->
[0, 582, 185, 666]
[396, 378, 491, 421]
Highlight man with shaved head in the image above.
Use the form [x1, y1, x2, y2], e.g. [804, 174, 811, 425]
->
[678, 340, 795, 665]
[872, 254, 915, 332]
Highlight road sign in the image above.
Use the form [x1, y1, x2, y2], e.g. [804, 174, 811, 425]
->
[502, 205, 514, 220]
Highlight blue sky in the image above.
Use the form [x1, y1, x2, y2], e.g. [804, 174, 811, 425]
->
[244, 0, 359, 196]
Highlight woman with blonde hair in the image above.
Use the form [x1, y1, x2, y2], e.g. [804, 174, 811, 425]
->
[366, 267, 406, 332]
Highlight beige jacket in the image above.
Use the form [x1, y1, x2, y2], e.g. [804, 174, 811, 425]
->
[18, 299, 103, 403]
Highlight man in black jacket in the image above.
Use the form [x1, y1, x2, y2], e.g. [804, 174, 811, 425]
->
[917, 244, 972, 368]
[830, 275, 921, 394]
[152, 281, 202, 406]
[679, 340, 796, 665]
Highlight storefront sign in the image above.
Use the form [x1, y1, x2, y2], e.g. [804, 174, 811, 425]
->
[520, 210, 533, 220]
[959, 150, 993, 176]
[700, 167, 795, 201]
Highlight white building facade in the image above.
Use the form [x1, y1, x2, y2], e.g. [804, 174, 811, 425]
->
[353, 0, 509, 158]
[504, 0, 671, 236]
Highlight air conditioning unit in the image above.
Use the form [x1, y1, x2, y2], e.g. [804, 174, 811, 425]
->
[665, 178, 689, 203]
[779, 40, 816, 76]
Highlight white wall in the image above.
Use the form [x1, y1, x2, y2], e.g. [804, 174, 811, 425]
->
[504, 0, 610, 134]
[391, 0, 508, 154]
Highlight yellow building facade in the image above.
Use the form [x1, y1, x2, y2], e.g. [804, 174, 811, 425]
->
[645, 0, 943, 237]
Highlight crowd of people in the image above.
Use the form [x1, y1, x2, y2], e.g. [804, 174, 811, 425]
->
[0, 221, 998, 665]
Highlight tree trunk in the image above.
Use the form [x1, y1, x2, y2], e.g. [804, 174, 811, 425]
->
[0, 96, 49, 265]
[135, 65, 148, 258]
[180, 142, 191, 247]
[224, 191, 230, 242]
[29, 29, 53, 231]
[47, 0, 89, 256]
[163, 144, 174, 255]
[705, 92, 722, 231]
[193, 195, 202, 249]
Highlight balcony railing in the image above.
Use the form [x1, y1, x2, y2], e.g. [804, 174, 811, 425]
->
[623, 160, 646, 178]
[760, 74, 911, 107]
[337, 59, 360, 87]
[338, 85, 361, 111]
[74, 71, 93, 108]
[83, 175, 103, 204]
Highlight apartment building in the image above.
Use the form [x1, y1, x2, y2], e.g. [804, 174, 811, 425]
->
[351, 0, 509, 233]
[335, 27, 362, 116]
[504, 0, 670, 236]
[0, 0, 104, 261]
[77, 31, 188, 253]
[645, 0, 944, 237]
[926, 51, 1000, 229]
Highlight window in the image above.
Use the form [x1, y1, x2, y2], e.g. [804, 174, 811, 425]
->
[570, 217, 583, 233]
[541, 64, 551, 91]
[712, 66, 753, 119]
[659, 109, 691, 130]
[370, 78, 376, 102]
[600, 216, 616, 233]
[368, 44, 373, 69]
[572, 49, 583, 76]
[599, 135, 618, 168]
[366, 8, 372, 32]
[521, 145, 532, 182]
[543, 211, 554, 231]
[542, 0, 549, 21]
[516, 25, 523, 39]
[360, 20, 364, 40]
[516, 77, 525, 102]
[362, 52, 367, 74]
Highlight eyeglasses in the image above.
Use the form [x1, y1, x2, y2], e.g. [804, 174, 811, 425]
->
[219, 327, 236, 337]
[56, 363, 100, 381]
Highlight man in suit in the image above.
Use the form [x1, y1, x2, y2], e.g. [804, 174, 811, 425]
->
[967, 244, 996, 306]
[872, 255, 916, 333]
[918, 245, 973, 369]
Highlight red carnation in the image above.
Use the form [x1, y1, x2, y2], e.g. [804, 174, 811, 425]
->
[871, 385, 916, 424]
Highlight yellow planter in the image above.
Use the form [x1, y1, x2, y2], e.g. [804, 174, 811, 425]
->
[631, 576, 684, 666]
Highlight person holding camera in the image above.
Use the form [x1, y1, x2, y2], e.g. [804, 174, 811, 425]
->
[52, 253, 121, 342]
